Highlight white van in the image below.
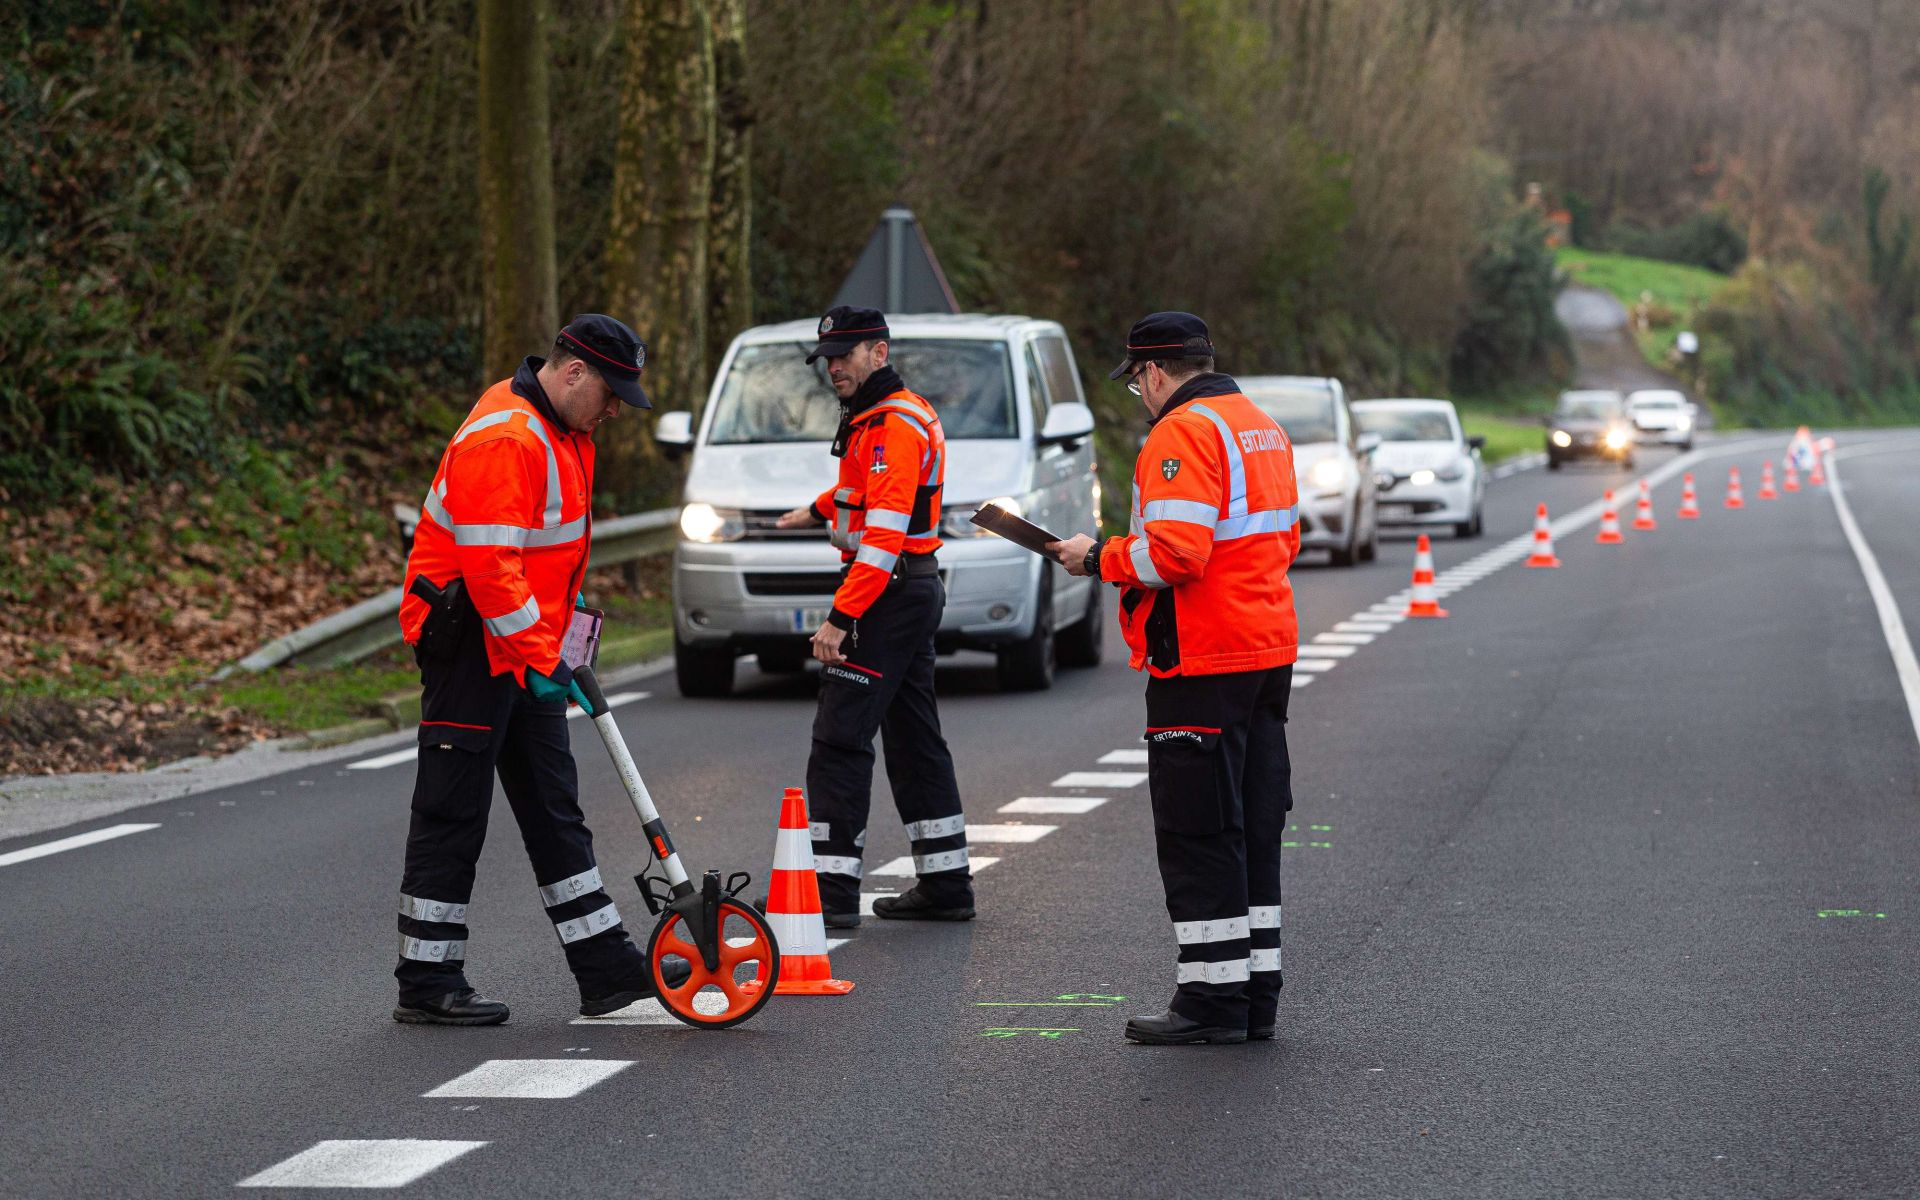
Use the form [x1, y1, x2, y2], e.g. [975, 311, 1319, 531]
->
[655, 314, 1104, 697]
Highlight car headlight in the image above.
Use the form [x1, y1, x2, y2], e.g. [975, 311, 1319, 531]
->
[680, 502, 744, 543]
[1675, 413, 1693, 431]
[1603, 428, 1630, 451]
[1409, 469, 1436, 487]
[1308, 459, 1346, 490]
[1551, 429, 1573, 448]
[942, 494, 1022, 538]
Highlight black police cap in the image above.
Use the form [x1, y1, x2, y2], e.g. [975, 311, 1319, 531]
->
[1108, 311, 1216, 379]
[557, 314, 650, 409]
[805, 305, 890, 363]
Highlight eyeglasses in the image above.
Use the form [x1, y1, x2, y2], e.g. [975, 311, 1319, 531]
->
[1125, 362, 1151, 396]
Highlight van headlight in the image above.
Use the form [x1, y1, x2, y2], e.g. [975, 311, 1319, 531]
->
[1551, 429, 1573, 448]
[680, 502, 744, 543]
[1308, 459, 1346, 490]
[942, 495, 1022, 538]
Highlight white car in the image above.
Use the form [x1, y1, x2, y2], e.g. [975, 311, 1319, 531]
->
[1240, 375, 1380, 566]
[1352, 399, 1487, 538]
[1624, 389, 1696, 450]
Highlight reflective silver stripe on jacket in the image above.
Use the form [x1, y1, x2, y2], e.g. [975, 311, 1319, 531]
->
[1142, 497, 1220, 527]
[831, 487, 861, 550]
[1187, 403, 1249, 519]
[399, 934, 467, 962]
[914, 847, 970, 873]
[1128, 538, 1167, 589]
[554, 902, 621, 944]
[855, 544, 898, 573]
[481, 594, 541, 638]
[1250, 948, 1282, 972]
[1176, 958, 1250, 985]
[399, 893, 468, 924]
[1248, 905, 1282, 929]
[815, 855, 864, 878]
[423, 489, 587, 550]
[865, 509, 913, 533]
[537, 866, 603, 908]
[1130, 482, 1144, 537]
[1213, 507, 1295, 541]
[904, 814, 966, 841]
[447, 404, 571, 530]
[1174, 915, 1250, 944]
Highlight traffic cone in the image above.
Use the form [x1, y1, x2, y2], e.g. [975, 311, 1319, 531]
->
[1809, 455, 1827, 488]
[1677, 473, 1701, 519]
[1403, 534, 1447, 618]
[1783, 459, 1801, 493]
[1632, 479, 1658, 531]
[1525, 503, 1561, 567]
[1725, 467, 1745, 509]
[1758, 461, 1778, 500]
[747, 787, 854, 996]
[1595, 490, 1625, 544]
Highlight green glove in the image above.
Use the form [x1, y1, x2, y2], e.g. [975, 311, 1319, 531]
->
[526, 667, 590, 710]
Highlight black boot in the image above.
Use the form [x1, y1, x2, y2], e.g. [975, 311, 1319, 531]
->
[578, 960, 696, 1017]
[871, 884, 974, 922]
[1124, 1009, 1248, 1045]
[1249, 1024, 1276, 1041]
[393, 988, 510, 1026]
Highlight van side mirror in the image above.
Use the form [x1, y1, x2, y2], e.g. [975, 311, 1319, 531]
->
[1039, 402, 1095, 447]
[655, 411, 694, 457]
[1467, 435, 1487, 451]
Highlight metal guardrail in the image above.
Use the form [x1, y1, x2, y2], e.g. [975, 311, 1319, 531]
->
[216, 507, 680, 677]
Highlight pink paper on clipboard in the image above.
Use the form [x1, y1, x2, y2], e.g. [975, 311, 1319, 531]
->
[561, 605, 603, 669]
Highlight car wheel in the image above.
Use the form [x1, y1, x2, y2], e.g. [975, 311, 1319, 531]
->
[1623, 452, 1636, 470]
[1357, 512, 1378, 562]
[996, 572, 1056, 691]
[675, 635, 735, 698]
[1454, 518, 1474, 538]
[1681, 439, 1694, 452]
[1547, 455, 1562, 471]
[1055, 578, 1103, 668]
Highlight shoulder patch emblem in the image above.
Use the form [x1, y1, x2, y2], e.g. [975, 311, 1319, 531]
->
[870, 444, 889, 474]
[1161, 458, 1181, 481]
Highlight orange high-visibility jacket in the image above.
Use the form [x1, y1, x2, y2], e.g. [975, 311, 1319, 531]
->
[1099, 373, 1300, 676]
[809, 385, 945, 628]
[400, 362, 593, 684]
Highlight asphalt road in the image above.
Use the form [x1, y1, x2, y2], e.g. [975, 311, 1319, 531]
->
[3, 432, 1918, 1199]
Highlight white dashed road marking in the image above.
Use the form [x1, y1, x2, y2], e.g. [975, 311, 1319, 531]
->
[237, 1139, 486, 1189]
[0, 823, 160, 869]
[423, 1059, 632, 1099]
[566, 692, 649, 720]
[1097, 749, 1149, 764]
[964, 823, 1057, 843]
[347, 746, 421, 772]
[1301, 643, 1357, 657]
[1052, 771, 1145, 788]
[1313, 632, 1374, 645]
[1000, 796, 1110, 814]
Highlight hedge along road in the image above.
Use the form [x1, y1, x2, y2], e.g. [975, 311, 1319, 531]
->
[1, 432, 1917, 1198]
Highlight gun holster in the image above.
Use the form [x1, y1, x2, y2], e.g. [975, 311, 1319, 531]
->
[409, 574, 473, 666]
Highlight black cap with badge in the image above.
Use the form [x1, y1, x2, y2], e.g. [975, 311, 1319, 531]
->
[1108, 311, 1215, 379]
[805, 305, 890, 363]
[557, 314, 650, 409]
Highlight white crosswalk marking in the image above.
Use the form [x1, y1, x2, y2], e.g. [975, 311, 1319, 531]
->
[422, 1059, 632, 1099]
[1051, 771, 1145, 788]
[1000, 796, 1109, 814]
[869, 855, 999, 876]
[963, 823, 1057, 843]
[0, 823, 159, 869]
[348, 693, 650, 769]
[237, 1139, 485, 1189]
[1097, 748, 1149, 764]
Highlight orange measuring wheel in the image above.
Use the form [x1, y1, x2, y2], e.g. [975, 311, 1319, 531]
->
[646, 897, 780, 1029]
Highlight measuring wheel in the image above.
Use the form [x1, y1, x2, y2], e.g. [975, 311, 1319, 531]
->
[646, 894, 781, 1029]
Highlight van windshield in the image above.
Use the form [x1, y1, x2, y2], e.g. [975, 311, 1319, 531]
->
[706, 340, 1018, 444]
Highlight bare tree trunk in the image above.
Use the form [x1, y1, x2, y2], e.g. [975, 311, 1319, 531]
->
[477, 0, 558, 383]
[705, 0, 753, 374]
[602, 0, 716, 507]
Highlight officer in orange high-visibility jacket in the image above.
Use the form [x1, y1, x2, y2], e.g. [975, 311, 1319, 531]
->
[773, 306, 974, 928]
[392, 314, 679, 1027]
[1051, 311, 1300, 1046]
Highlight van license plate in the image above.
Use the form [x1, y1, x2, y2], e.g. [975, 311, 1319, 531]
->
[792, 608, 828, 633]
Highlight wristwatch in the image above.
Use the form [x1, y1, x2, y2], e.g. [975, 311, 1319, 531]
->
[1082, 543, 1102, 578]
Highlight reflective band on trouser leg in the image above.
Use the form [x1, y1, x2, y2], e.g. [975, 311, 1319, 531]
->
[399, 934, 467, 962]
[1248, 905, 1281, 929]
[537, 867, 604, 908]
[1129, 539, 1167, 589]
[1249, 906, 1282, 975]
[1174, 915, 1250, 944]
[809, 822, 831, 840]
[554, 902, 621, 944]
[399, 893, 468, 924]
[481, 594, 540, 638]
[767, 910, 827, 957]
[772, 827, 812, 871]
[815, 855, 864, 879]
[1250, 948, 1282, 972]
[903, 814, 966, 841]
[1176, 958, 1251, 985]
[914, 847, 969, 874]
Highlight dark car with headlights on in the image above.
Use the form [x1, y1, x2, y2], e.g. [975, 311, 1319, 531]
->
[1546, 390, 1635, 470]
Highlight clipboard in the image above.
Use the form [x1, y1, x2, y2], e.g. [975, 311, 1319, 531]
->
[969, 503, 1064, 558]
[561, 604, 604, 670]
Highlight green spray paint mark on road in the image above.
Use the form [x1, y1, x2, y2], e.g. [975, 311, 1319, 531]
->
[1816, 909, 1888, 919]
[981, 1028, 1078, 1039]
[1280, 841, 1334, 850]
[976, 1002, 1112, 1007]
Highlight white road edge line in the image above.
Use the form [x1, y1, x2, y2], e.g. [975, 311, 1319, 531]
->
[0, 823, 160, 869]
[1824, 445, 1920, 750]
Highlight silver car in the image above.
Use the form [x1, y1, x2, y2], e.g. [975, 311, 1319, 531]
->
[657, 314, 1104, 696]
[1240, 375, 1380, 566]
[1352, 399, 1487, 538]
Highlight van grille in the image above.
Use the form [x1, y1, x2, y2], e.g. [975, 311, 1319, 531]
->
[743, 572, 844, 597]
[741, 509, 828, 540]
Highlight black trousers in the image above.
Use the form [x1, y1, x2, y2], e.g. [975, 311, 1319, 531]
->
[394, 621, 642, 1005]
[807, 574, 971, 914]
[1145, 664, 1293, 1029]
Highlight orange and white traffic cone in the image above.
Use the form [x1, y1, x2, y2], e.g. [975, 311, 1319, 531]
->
[1725, 467, 1745, 509]
[1758, 461, 1778, 500]
[1525, 503, 1561, 567]
[1403, 534, 1448, 618]
[1677, 473, 1701, 519]
[1783, 458, 1801, 493]
[1809, 454, 1827, 488]
[1595, 490, 1625, 544]
[1632, 479, 1658, 531]
[748, 787, 853, 997]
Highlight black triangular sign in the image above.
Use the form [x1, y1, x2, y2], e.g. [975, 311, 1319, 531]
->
[830, 205, 960, 314]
